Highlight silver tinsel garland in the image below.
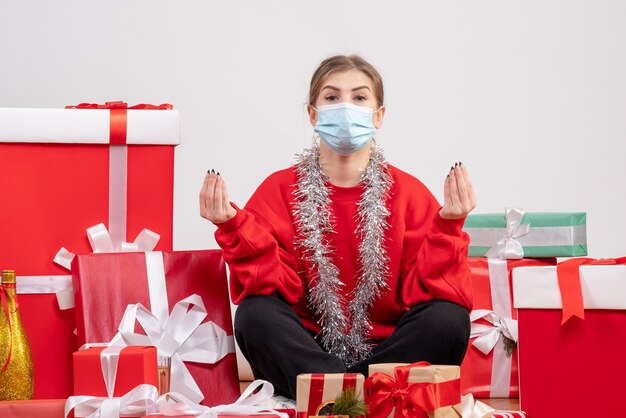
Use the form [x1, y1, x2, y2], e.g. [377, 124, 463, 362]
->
[293, 144, 393, 366]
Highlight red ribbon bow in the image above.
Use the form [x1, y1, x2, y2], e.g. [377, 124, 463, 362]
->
[0, 283, 18, 372]
[557, 257, 626, 324]
[65, 101, 173, 110]
[64, 101, 173, 144]
[364, 362, 460, 418]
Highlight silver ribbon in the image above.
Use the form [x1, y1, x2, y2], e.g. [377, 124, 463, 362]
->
[484, 207, 530, 259]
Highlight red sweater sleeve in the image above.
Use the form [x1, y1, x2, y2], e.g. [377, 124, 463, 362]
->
[398, 177, 473, 311]
[214, 171, 305, 306]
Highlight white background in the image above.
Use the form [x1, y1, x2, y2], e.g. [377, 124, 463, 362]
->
[1, 0, 625, 257]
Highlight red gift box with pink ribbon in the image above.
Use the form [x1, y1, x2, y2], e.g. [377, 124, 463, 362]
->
[460, 258, 555, 398]
[513, 257, 626, 418]
[0, 102, 179, 399]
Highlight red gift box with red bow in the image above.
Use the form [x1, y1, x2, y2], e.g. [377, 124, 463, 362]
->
[513, 258, 626, 418]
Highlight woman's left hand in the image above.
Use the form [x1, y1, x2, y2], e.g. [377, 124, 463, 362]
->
[440, 162, 477, 220]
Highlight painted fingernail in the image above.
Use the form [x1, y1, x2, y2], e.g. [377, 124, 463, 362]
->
[211, 169, 215, 174]
[207, 169, 211, 174]
[217, 172, 220, 176]
[447, 174, 450, 179]
[459, 161, 463, 166]
[455, 162, 458, 168]
[450, 166, 454, 171]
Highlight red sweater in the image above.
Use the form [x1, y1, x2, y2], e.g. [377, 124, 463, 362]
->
[215, 165, 472, 341]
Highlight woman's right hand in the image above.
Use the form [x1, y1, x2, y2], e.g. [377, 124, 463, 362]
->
[200, 170, 237, 224]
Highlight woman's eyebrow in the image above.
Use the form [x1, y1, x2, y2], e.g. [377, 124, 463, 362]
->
[321, 85, 371, 92]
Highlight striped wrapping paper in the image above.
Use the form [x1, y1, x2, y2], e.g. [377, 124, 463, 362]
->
[296, 373, 364, 418]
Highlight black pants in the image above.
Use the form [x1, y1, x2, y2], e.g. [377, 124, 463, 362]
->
[234, 296, 470, 399]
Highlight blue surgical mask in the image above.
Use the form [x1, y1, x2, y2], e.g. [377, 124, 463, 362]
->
[313, 102, 380, 155]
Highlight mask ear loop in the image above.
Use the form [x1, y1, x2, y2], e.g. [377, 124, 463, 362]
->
[302, 102, 320, 147]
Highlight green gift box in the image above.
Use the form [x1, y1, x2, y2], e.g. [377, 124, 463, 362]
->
[463, 208, 587, 258]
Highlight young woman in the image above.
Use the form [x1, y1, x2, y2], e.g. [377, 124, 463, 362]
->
[200, 55, 476, 400]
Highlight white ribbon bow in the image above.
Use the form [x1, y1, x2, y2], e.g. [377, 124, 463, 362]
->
[65, 384, 159, 418]
[53, 223, 160, 310]
[485, 207, 530, 259]
[461, 394, 495, 418]
[156, 379, 289, 418]
[470, 309, 518, 355]
[109, 294, 235, 403]
[55, 223, 160, 270]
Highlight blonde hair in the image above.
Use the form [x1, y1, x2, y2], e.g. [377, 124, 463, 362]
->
[308, 55, 384, 108]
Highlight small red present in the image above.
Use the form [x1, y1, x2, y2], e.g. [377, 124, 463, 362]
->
[0, 102, 179, 399]
[72, 249, 240, 406]
[461, 258, 555, 398]
[296, 373, 364, 418]
[73, 346, 158, 397]
[513, 258, 626, 418]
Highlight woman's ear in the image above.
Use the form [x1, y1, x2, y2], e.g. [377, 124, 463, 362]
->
[307, 104, 318, 127]
[373, 106, 386, 129]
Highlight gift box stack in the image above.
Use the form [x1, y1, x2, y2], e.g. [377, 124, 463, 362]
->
[461, 207, 589, 416]
[0, 103, 248, 416]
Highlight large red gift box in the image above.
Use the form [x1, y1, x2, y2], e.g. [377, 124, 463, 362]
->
[73, 346, 158, 397]
[72, 249, 240, 406]
[0, 104, 179, 399]
[513, 260, 626, 417]
[460, 258, 555, 398]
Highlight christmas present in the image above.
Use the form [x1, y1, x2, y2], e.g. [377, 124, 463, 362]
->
[0, 399, 65, 418]
[0, 102, 179, 399]
[145, 380, 292, 418]
[365, 362, 462, 418]
[73, 346, 158, 397]
[463, 208, 586, 258]
[460, 394, 526, 418]
[217, 413, 295, 418]
[461, 257, 555, 398]
[512, 258, 626, 418]
[72, 249, 240, 406]
[68, 345, 159, 417]
[296, 373, 364, 418]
